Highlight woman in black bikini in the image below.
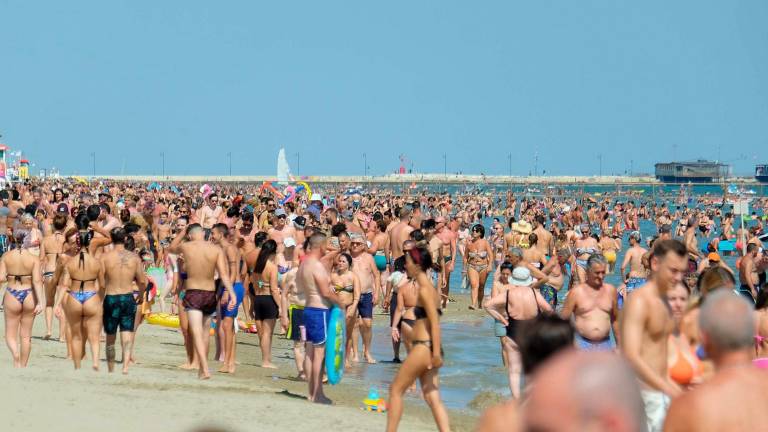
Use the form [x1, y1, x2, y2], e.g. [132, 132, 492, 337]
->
[1, 227, 44, 367]
[249, 239, 280, 369]
[387, 245, 449, 432]
[484, 266, 552, 398]
[52, 215, 109, 370]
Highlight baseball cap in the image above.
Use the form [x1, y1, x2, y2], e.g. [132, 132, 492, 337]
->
[707, 252, 720, 262]
[56, 203, 69, 214]
[274, 208, 286, 217]
[293, 215, 306, 229]
[283, 237, 297, 248]
[310, 193, 322, 202]
[510, 267, 533, 286]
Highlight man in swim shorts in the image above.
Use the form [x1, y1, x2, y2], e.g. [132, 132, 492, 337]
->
[664, 291, 768, 431]
[619, 231, 648, 309]
[297, 232, 342, 403]
[621, 240, 685, 432]
[738, 243, 759, 302]
[101, 227, 147, 374]
[281, 266, 306, 379]
[168, 223, 236, 379]
[211, 223, 243, 373]
[350, 232, 381, 364]
[560, 254, 618, 351]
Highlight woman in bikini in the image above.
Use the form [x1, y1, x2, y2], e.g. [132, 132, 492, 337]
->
[249, 239, 280, 368]
[53, 214, 108, 370]
[753, 289, 768, 369]
[242, 231, 268, 322]
[489, 223, 506, 269]
[1, 227, 44, 367]
[330, 253, 360, 368]
[42, 214, 67, 340]
[463, 224, 493, 310]
[387, 245, 449, 432]
[667, 282, 701, 388]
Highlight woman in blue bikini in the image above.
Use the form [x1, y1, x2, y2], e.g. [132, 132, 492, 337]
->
[1, 225, 44, 367]
[53, 214, 109, 370]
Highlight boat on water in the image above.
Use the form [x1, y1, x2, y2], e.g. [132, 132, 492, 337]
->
[756, 164, 768, 183]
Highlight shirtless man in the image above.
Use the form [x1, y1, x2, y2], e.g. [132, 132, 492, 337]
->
[297, 233, 342, 404]
[212, 223, 243, 373]
[664, 291, 768, 431]
[737, 243, 759, 302]
[281, 266, 306, 379]
[268, 208, 297, 274]
[560, 255, 618, 351]
[540, 248, 572, 310]
[422, 219, 445, 298]
[349, 233, 381, 364]
[683, 217, 702, 274]
[619, 231, 647, 309]
[531, 215, 553, 257]
[621, 239, 686, 432]
[435, 217, 456, 307]
[389, 206, 414, 261]
[199, 194, 222, 239]
[41, 214, 67, 340]
[153, 211, 172, 250]
[101, 227, 147, 374]
[168, 223, 236, 379]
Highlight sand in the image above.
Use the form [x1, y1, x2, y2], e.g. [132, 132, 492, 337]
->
[0, 306, 479, 432]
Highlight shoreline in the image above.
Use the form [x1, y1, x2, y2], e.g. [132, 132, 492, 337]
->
[56, 174, 765, 185]
[0, 305, 480, 432]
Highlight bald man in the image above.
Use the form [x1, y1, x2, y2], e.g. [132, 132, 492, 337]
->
[476, 401, 521, 432]
[525, 351, 647, 432]
[664, 291, 768, 431]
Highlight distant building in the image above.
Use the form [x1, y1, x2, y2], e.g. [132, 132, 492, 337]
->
[654, 160, 729, 183]
[756, 164, 768, 183]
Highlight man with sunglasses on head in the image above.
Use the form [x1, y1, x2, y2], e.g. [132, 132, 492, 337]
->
[258, 197, 276, 231]
[199, 194, 222, 240]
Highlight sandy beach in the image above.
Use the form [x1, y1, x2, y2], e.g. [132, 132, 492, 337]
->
[0, 301, 480, 432]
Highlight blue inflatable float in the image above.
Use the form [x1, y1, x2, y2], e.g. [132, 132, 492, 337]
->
[325, 305, 346, 385]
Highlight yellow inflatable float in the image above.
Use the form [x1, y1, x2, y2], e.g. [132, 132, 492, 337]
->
[146, 313, 180, 328]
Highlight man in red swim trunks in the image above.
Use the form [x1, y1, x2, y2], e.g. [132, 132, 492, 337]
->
[168, 223, 236, 379]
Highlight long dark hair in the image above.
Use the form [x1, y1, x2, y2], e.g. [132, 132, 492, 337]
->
[74, 213, 93, 268]
[407, 245, 433, 273]
[254, 239, 277, 275]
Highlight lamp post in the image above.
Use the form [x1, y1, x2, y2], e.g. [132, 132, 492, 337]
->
[90, 152, 96, 176]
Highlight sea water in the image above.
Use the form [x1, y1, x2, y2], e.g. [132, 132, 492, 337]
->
[343, 192, 760, 413]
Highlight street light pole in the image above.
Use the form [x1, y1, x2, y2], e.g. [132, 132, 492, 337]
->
[227, 152, 232, 176]
[161, 152, 165, 177]
[295, 152, 300, 177]
[90, 152, 96, 176]
[598, 154, 603, 176]
[363, 153, 367, 177]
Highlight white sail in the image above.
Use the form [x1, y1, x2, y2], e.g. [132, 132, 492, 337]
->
[277, 148, 292, 184]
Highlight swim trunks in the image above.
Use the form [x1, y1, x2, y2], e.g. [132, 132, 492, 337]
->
[358, 292, 374, 319]
[219, 282, 244, 318]
[737, 285, 755, 303]
[303, 306, 329, 345]
[103, 293, 137, 335]
[539, 284, 557, 308]
[183, 289, 218, 316]
[641, 390, 670, 432]
[574, 332, 615, 352]
[252, 294, 279, 320]
[287, 304, 305, 341]
[619, 277, 647, 309]
[374, 252, 387, 272]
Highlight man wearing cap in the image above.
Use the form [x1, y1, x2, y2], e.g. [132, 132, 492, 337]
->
[349, 232, 381, 364]
[560, 254, 619, 351]
[619, 231, 648, 309]
[484, 266, 552, 398]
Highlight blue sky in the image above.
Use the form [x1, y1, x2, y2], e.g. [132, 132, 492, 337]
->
[1, 1, 767, 176]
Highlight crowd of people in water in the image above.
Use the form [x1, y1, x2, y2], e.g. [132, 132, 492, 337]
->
[2, 179, 768, 431]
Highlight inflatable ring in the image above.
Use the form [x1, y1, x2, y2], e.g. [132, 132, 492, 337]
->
[325, 305, 346, 385]
[297, 181, 312, 199]
[146, 313, 180, 328]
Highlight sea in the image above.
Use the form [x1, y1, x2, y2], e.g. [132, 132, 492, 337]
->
[336, 182, 766, 414]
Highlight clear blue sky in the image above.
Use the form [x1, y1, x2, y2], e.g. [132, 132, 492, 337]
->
[1, 1, 767, 176]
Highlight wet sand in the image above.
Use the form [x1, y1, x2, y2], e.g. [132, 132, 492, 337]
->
[0, 308, 479, 432]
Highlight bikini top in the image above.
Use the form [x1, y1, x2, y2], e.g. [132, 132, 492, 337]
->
[468, 250, 488, 260]
[414, 305, 443, 320]
[334, 283, 354, 294]
[6, 273, 31, 284]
